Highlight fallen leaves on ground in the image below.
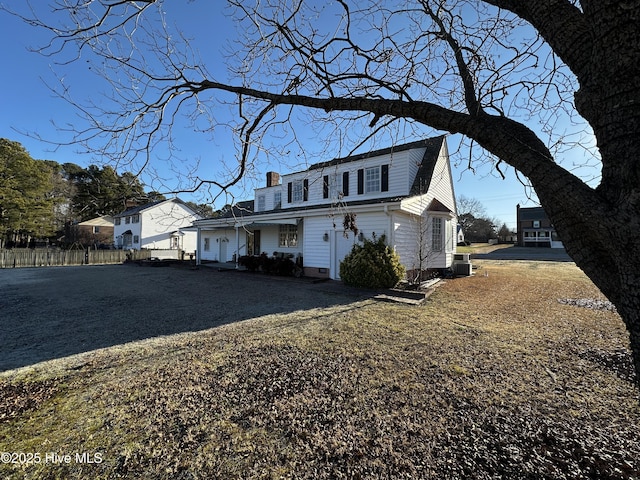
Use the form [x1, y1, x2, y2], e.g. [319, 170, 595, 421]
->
[1, 261, 639, 479]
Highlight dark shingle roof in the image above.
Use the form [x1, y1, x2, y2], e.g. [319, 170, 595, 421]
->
[202, 136, 447, 221]
[409, 136, 445, 195]
[309, 136, 445, 172]
[115, 198, 194, 217]
[518, 207, 549, 221]
[115, 200, 164, 217]
[217, 200, 255, 219]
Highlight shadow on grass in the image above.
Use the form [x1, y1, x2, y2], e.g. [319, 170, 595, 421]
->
[471, 245, 573, 262]
[0, 264, 372, 371]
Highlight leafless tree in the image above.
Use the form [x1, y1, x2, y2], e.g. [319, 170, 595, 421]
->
[8, 0, 640, 385]
[457, 196, 488, 220]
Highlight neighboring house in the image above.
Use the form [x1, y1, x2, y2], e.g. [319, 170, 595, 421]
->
[113, 198, 201, 253]
[516, 204, 563, 248]
[457, 224, 465, 244]
[193, 137, 458, 280]
[76, 216, 114, 247]
[64, 215, 114, 247]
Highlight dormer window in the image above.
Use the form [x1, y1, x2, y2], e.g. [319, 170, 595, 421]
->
[323, 174, 339, 199]
[365, 167, 381, 193]
[292, 180, 304, 202]
[357, 165, 389, 195]
[257, 195, 266, 212]
[287, 179, 309, 203]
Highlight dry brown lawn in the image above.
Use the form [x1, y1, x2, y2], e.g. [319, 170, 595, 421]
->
[1, 260, 639, 479]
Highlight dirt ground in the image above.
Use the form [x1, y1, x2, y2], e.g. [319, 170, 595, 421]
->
[0, 263, 371, 372]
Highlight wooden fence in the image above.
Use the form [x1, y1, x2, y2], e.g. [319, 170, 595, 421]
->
[0, 249, 151, 268]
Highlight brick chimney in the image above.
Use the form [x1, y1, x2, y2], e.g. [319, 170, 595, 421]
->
[266, 171, 280, 187]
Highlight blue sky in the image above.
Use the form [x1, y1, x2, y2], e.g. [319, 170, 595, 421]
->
[0, 2, 598, 230]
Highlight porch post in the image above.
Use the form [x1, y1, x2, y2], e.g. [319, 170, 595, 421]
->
[235, 225, 240, 269]
[196, 227, 201, 266]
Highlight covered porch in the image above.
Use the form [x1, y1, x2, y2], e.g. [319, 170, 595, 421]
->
[195, 218, 303, 269]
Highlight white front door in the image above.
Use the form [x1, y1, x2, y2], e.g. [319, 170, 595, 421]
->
[333, 231, 355, 280]
[219, 239, 227, 262]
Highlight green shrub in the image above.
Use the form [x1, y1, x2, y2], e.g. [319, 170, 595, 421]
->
[339, 234, 405, 288]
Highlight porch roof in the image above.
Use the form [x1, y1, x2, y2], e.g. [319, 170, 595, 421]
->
[194, 217, 302, 230]
[193, 198, 405, 228]
[244, 218, 301, 228]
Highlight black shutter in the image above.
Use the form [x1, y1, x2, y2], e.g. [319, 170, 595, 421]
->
[381, 164, 389, 192]
[342, 172, 349, 196]
[303, 179, 309, 201]
[357, 169, 364, 195]
[287, 182, 292, 203]
[323, 175, 329, 199]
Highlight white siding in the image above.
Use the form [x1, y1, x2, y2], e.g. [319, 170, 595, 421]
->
[393, 211, 453, 271]
[426, 142, 457, 213]
[140, 201, 200, 250]
[302, 216, 332, 269]
[303, 212, 390, 278]
[393, 212, 419, 271]
[257, 226, 281, 256]
[194, 138, 458, 276]
[181, 232, 198, 255]
[400, 194, 431, 217]
[278, 148, 429, 210]
[349, 212, 390, 242]
[254, 185, 285, 212]
[199, 229, 236, 262]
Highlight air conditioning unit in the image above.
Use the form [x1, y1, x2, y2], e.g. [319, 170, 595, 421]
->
[454, 262, 473, 276]
[453, 253, 470, 263]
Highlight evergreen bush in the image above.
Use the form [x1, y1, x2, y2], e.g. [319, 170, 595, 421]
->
[339, 234, 405, 288]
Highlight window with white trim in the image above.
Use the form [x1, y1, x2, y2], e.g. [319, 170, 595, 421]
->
[274, 191, 281, 209]
[257, 195, 266, 212]
[279, 224, 298, 247]
[292, 180, 304, 203]
[432, 217, 443, 251]
[365, 166, 381, 193]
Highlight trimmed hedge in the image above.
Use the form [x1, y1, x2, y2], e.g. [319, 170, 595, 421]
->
[339, 234, 405, 289]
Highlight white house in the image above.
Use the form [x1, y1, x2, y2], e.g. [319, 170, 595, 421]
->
[113, 198, 201, 254]
[193, 137, 458, 280]
[457, 224, 465, 244]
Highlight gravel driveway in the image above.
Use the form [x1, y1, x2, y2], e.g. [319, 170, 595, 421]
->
[0, 264, 369, 372]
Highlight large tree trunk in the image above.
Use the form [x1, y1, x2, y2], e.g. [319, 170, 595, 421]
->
[549, 202, 640, 388]
[476, 1, 640, 387]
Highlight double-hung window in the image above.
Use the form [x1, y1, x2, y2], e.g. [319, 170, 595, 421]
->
[357, 165, 388, 194]
[287, 179, 308, 203]
[292, 180, 304, 203]
[432, 217, 443, 252]
[365, 167, 381, 194]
